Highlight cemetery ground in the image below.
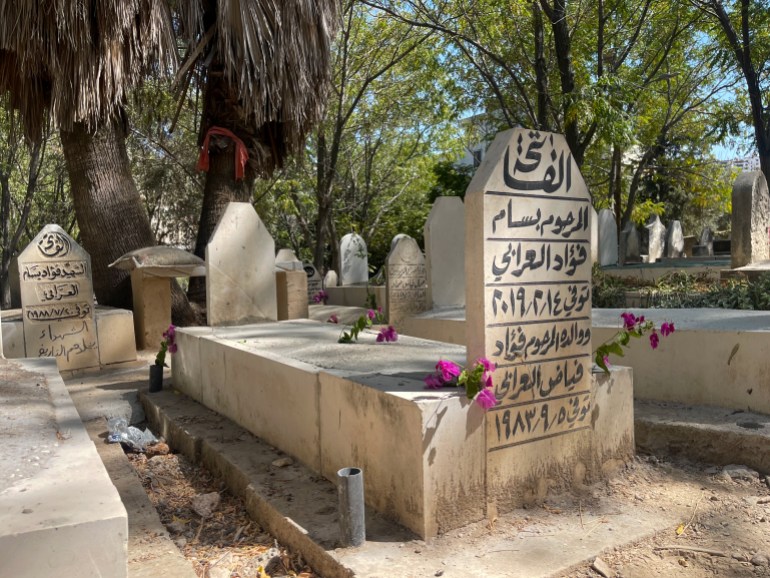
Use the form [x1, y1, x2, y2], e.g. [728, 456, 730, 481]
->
[50, 356, 770, 578]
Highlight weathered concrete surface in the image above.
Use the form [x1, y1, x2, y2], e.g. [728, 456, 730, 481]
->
[141, 388, 697, 578]
[84, 419, 196, 578]
[2, 305, 137, 365]
[171, 321, 633, 539]
[0, 358, 128, 578]
[635, 399, 770, 474]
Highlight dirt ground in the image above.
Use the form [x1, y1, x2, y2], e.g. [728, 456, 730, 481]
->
[556, 455, 770, 578]
[127, 443, 770, 578]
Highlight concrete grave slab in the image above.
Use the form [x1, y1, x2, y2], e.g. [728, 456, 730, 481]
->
[425, 196, 465, 308]
[276, 270, 309, 320]
[18, 224, 99, 370]
[206, 202, 277, 325]
[0, 358, 127, 577]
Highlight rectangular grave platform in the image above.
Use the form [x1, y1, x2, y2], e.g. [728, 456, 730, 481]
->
[0, 358, 128, 577]
[172, 320, 633, 538]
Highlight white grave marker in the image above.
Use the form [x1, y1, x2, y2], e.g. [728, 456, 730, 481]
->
[18, 225, 99, 370]
[206, 203, 277, 325]
[304, 263, 323, 303]
[424, 196, 465, 308]
[339, 233, 368, 285]
[465, 129, 592, 493]
[386, 236, 428, 326]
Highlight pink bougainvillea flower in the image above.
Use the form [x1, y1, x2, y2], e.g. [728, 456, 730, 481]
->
[436, 359, 462, 382]
[660, 322, 675, 337]
[476, 357, 496, 373]
[649, 330, 659, 350]
[367, 309, 376, 320]
[424, 373, 444, 389]
[620, 312, 637, 330]
[163, 324, 176, 341]
[168, 343, 178, 354]
[376, 325, 398, 343]
[327, 314, 339, 324]
[603, 355, 610, 367]
[483, 373, 493, 389]
[475, 388, 497, 410]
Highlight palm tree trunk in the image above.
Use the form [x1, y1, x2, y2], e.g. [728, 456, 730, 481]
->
[61, 116, 195, 324]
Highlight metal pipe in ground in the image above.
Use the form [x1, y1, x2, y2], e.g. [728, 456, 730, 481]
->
[337, 467, 365, 546]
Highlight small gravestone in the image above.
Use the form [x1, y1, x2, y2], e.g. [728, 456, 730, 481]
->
[18, 224, 99, 370]
[645, 215, 666, 262]
[619, 222, 641, 264]
[424, 196, 465, 308]
[732, 171, 770, 268]
[465, 128, 593, 503]
[206, 202, 277, 325]
[666, 221, 685, 258]
[693, 226, 714, 257]
[340, 233, 368, 285]
[323, 270, 338, 288]
[598, 209, 618, 266]
[304, 263, 323, 303]
[386, 236, 428, 327]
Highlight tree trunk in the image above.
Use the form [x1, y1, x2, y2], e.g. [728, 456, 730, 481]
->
[61, 116, 196, 324]
[187, 65, 257, 305]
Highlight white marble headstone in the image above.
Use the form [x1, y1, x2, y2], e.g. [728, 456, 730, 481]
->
[339, 233, 368, 285]
[465, 128, 592, 467]
[386, 236, 428, 326]
[18, 224, 99, 370]
[206, 202, 277, 325]
[732, 171, 770, 268]
[619, 222, 641, 264]
[323, 270, 338, 288]
[597, 209, 618, 266]
[424, 196, 465, 308]
[645, 215, 666, 262]
[666, 221, 685, 258]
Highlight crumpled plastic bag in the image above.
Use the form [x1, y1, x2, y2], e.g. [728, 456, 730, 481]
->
[107, 416, 158, 452]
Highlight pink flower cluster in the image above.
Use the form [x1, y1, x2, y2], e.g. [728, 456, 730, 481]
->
[423, 358, 498, 410]
[162, 325, 177, 353]
[312, 290, 329, 304]
[376, 326, 398, 342]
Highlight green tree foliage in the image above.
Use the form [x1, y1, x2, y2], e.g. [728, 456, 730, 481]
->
[256, 0, 462, 273]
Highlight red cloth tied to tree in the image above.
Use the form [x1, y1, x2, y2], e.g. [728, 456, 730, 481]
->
[196, 126, 249, 181]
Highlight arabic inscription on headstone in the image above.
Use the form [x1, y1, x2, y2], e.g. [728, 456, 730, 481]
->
[465, 129, 592, 455]
[18, 225, 99, 370]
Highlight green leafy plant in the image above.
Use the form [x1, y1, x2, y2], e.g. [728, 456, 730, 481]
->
[338, 308, 395, 343]
[595, 313, 674, 374]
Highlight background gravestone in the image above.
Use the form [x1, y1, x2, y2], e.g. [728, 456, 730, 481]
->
[424, 196, 465, 308]
[666, 221, 685, 258]
[732, 171, 770, 268]
[323, 270, 338, 288]
[693, 226, 714, 257]
[386, 236, 428, 327]
[645, 215, 666, 262]
[206, 202, 277, 326]
[619, 222, 641, 264]
[18, 224, 99, 370]
[597, 209, 618, 266]
[465, 128, 593, 506]
[304, 263, 323, 303]
[275, 248, 303, 271]
[339, 233, 368, 285]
